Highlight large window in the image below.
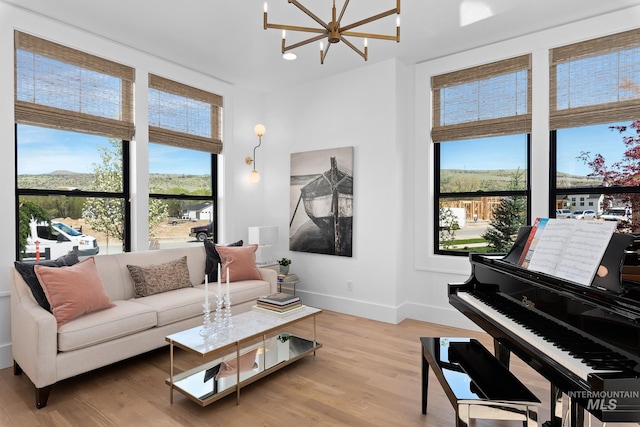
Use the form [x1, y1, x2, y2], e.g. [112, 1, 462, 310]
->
[433, 55, 531, 255]
[16, 124, 128, 258]
[14, 34, 223, 258]
[148, 143, 216, 249]
[14, 31, 133, 260]
[550, 28, 640, 234]
[147, 74, 222, 248]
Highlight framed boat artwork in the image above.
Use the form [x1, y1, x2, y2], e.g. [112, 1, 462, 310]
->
[290, 147, 353, 257]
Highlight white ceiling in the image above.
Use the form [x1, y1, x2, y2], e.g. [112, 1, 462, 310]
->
[5, 0, 640, 92]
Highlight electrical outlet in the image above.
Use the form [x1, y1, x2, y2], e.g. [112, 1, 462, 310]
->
[347, 280, 353, 291]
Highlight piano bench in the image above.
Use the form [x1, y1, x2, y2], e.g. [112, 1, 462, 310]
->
[421, 337, 541, 427]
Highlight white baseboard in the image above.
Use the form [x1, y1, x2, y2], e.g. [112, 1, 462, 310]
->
[299, 291, 398, 324]
[297, 290, 483, 331]
[0, 342, 12, 370]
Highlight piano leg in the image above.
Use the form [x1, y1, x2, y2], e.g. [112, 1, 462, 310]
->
[569, 399, 584, 427]
[545, 386, 586, 427]
[494, 338, 511, 367]
[544, 385, 564, 427]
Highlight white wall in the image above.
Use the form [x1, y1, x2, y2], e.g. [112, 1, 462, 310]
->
[260, 59, 408, 322]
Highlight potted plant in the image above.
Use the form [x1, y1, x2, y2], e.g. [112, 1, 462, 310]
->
[277, 257, 291, 275]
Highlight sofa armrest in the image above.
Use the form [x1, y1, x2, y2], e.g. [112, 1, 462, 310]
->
[257, 267, 278, 294]
[10, 270, 59, 388]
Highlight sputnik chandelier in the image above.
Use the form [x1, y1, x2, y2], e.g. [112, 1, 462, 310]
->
[263, 0, 401, 64]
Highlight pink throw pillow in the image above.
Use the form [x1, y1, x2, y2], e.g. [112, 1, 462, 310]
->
[215, 348, 259, 379]
[35, 257, 115, 327]
[215, 244, 261, 282]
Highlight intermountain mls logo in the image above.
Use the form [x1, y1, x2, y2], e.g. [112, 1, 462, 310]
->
[567, 390, 640, 411]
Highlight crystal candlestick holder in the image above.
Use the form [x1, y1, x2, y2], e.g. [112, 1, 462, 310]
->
[223, 294, 233, 333]
[214, 293, 223, 333]
[199, 302, 214, 337]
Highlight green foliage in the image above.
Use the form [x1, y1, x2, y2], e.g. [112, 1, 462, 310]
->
[482, 169, 527, 252]
[278, 257, 292, 266]
[17, 200, 51, 258]
[438, 206, 458, 250]
[81, 140, 168, 247]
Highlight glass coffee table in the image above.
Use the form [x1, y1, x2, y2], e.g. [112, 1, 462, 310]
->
[165, 305, 322, 406]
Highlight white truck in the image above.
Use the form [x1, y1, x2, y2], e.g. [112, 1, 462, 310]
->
[439, 207, 467, 229]
[601, 207, 632, 223]
[25, 219, 99, 259]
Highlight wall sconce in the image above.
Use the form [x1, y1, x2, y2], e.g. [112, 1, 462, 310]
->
[246, 124, 265, 183]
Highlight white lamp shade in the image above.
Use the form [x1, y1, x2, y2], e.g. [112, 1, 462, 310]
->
[249, 226, 278, 265]
[248, 226, 278, 245]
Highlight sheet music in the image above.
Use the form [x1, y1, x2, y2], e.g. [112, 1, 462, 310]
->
[526, 219, 617, 286]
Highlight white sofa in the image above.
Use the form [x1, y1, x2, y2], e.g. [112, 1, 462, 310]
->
[10, 245, 277, 408]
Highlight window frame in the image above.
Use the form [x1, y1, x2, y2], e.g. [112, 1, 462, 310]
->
[14, 123, 131, 259]
[434, 134, 532, 256]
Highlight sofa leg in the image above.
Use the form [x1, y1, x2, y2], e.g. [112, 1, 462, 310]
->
[13, 360, 22, 375]
[36, 386, 52, 409]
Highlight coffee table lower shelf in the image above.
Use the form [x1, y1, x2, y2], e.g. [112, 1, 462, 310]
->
[166, 335, 321, 406]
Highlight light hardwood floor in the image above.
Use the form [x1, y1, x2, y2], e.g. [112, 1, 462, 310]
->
[0, 310, 636, 426]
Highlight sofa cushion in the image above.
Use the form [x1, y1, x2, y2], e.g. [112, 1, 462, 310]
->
[203, 239, 243, 283]
[14, 250, 79, 312]
[35, 257, 115, 327]
[216, 244, 261, 282]
[57, 300, 158, 351]
[133, 287, 207, 327]
[127, 256, 192, 298]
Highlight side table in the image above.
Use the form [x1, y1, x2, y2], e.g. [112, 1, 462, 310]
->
[277, 273, 299, 295]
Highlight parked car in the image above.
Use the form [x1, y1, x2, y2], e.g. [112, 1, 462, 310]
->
[555, 209, 572, 219]
[571, 209, 596, 220]
[601, 207, 632, 223]
[167, 215, 197, 225]
[189, 222, 213, 241]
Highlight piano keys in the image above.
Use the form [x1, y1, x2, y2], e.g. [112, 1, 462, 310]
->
[449, 227, 640, 425]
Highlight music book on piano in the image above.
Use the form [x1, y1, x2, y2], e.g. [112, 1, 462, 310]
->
[521, 218, 617, 287]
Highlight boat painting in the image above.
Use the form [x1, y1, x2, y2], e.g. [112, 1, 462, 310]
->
[290, 147, 353, 257]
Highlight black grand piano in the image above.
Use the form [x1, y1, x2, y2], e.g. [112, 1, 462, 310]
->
[449, 226, 640, 426]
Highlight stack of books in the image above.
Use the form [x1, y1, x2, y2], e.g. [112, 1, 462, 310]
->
[277, 273, 299, 283]
[255, 292, 302, 314]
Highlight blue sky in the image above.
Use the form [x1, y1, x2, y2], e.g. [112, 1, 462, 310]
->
[17, 124, 211, 175]
[440, 121, 632, 176]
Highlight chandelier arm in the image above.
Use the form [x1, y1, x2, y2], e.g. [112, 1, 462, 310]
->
[336, 0, 350, 26]
[265, 23, 326, 34]
[339, 8, 399, 33]
[289, 0, 330, 30]
[285, 33, 328, 52]
[320, 41, 332, 64]
[341, 31, 399, 42]
[339, 35, 367, 60]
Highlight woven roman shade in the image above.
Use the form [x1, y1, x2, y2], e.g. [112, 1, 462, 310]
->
[148, 74, 223, 154]
[14, 31, 135, 140]
[550, 28, 640, 130]
[431, 55, 532, 143]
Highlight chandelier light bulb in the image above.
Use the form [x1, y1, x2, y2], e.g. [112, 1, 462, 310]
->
[254, 123, 266, 137]
[264, 2, 268, 13]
